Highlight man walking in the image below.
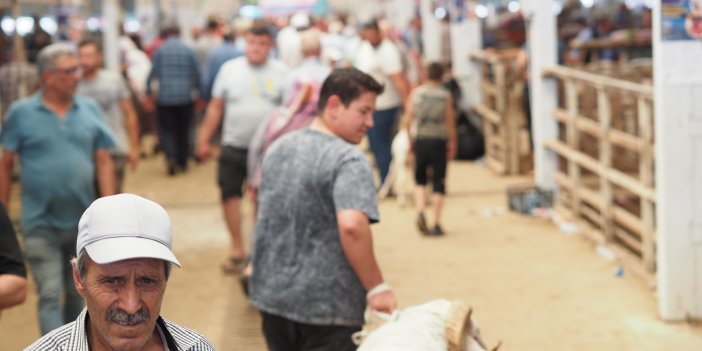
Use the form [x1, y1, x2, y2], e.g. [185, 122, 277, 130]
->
[0, 43, 115, 334]
[250, 68, 396, 351]
[147, 23, 200, 175]
[78, 38, 140, 192]
[197, 25, 287, 273]
[354, 19, 410, 186]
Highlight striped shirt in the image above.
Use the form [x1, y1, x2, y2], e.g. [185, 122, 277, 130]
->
[147, 37, 200, 106]
[24, 308, 215, 351]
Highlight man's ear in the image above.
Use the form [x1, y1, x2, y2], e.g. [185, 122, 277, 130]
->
[72, 262, 87, 298]
[326, 95, 342, 119]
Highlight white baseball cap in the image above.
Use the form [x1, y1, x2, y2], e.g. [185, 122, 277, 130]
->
[77, 194, 181, 267]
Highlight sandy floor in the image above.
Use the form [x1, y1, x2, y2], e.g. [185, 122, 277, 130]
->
[2, 154, 702, 350]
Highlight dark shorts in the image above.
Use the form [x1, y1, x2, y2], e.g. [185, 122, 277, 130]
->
[218, 146, 248, 200]
[414, 138, 448, 194]
[261, 312, 360, 351]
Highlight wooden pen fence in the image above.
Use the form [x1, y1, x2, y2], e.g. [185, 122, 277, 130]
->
[470, 51, 532, 175]
[542, 65, 656, 283]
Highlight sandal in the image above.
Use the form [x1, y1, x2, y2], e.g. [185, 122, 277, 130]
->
[221, 256, 247, 274]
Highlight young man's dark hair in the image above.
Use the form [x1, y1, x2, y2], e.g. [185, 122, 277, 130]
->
[317, 68, 384, 111]
[249, 25, 273, 38]
[222, 31, 236, 42]
[77, 38, 102, 52]
[206, 18, 219, 31]
[426, 62, 445, 81]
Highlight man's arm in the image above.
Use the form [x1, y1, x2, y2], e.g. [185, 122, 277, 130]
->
[120, 98, 140, 170]
[390, 72, 411, 107]
[196, 97, 225, 161]
[0, 274, 26, 310]
[95, 149, 115, 196]
[337, 209, 396, 313]
[0, 151, 15, 207]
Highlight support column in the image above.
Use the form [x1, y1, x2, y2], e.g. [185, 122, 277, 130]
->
[102, 0, 121, 72]
[653, 1, 702, 320]
[451, 3, 481, 110]
[420, 0, 441, 62]
[522, 0, 558, 189]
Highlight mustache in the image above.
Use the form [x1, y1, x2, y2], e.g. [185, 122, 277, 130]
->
[106, 308, 150, 324]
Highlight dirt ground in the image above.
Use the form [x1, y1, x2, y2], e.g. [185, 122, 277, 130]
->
[2, 155, 702, 350]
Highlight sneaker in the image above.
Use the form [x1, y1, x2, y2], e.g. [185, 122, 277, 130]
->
[416, 213, 430, 235]
[431, 225, 445, 236]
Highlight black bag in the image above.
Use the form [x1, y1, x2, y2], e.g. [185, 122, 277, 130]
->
[455, 111, 484, 161]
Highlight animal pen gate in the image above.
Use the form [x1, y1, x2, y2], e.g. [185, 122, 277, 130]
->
[542, 65, 656, 284]
[471, 51, 532, 175]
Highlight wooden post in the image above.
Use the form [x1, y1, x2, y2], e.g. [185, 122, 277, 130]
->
[494, 60, 508, 173]
[565, 79, 581, 214]
[638, 97, 655, 273]
[598, 87, 614, 240]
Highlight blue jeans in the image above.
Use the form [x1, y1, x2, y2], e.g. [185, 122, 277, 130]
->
[367, 107, 400, 185]
[23, 227, 84, 335]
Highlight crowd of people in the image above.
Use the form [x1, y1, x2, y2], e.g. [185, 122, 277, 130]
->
[0, 10, 465, 351]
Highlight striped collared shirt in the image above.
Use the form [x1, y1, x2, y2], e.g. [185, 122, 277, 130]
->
[24, 308, 215, 351]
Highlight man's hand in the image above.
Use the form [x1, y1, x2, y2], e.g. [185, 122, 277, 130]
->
[197, 142, 212, 161]
[447, 140, 457, 160]
[127, 148, 140, 170]
[143, 96, 156, 112]
[368, 289, 397, 314]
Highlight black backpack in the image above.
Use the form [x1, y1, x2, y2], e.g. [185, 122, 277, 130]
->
[455, 111, 485, 161]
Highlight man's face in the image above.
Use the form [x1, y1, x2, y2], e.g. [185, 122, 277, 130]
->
[74, 256, 167, 351]
[329, 91, 376, 144]
[78, 44, 102, 74]
[362, 28, 381, 47]
[245, 34, 272, 65]
[44, 54, 80, 98]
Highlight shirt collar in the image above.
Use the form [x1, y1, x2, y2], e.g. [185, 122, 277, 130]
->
[34, 91, 80, 113]
[72, 309, 179, 350]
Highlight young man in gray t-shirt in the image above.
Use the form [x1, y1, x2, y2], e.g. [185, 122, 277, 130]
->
[78, 39, 140, 193]
[250, 68, 397, 351]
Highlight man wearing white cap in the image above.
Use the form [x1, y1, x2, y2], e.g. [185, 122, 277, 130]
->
[25, 194, 215, 351]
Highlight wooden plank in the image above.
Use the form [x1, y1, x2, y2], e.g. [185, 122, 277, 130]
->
[481, 81, 499, 96]
[565, 79, 582, 214]
[609, 129, 644, 153]
[598, 87, 615, 240]
[475, 104, 501, 125]
[553, 108, 568, 123]
[579, 187, 604, 210]
[544, 139, 656, 202]
[575, 115, 602, 138]
[485, 157, 507, 175]
[637, 97, 656, 272]
[614, 227, 643, 254]
[613, 206, 644, 236]
[543, 66, 654, 97]
[555, 172, 572, 189]
[581, 205, 605, 227]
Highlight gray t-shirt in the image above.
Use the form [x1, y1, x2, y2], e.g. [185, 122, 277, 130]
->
[212, 57, 287, 148]
[77, 70, 131, 154]
[250, 128, 380, 326]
